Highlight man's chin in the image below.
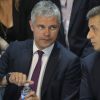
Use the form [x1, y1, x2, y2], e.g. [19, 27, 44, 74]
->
[38, 44, 52, 49]
[94, 47, 100, 52]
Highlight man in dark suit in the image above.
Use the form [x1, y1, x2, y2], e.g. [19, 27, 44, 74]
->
[49, 0, 100, 57]
[0, 1, 81, 100]
[23, 0, 100, 57]
[80, 6, 100, 100]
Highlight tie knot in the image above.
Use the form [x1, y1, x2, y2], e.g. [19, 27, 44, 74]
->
[37, 50, 44, 57]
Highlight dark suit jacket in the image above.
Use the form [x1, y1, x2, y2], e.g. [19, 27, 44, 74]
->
[18, 0, 100, 57]
[0, 39, 81, 100]
[80, 52, 100, 100]
[51, 0, 100, 57]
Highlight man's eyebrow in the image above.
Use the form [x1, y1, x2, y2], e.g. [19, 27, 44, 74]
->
[37, 24, 44, 26]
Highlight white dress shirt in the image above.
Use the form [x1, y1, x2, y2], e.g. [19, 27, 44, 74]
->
[28, 41, 54, 99]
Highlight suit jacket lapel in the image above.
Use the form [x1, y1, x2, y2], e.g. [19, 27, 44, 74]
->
[41, 42, 60, 97]
[22, 39, 33, 75]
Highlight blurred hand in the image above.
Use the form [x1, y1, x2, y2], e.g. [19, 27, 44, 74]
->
[25, 91, 40, 100]
[9, 72, 33, 86]
[0, 36, 9, 51]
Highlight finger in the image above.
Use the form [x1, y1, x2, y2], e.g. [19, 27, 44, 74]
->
[17, 73, 28, 86]
[9, 72, 27, 86]
[9, 72, 16, 83]
[25, 91, 36, 98]
[13, 72, 21, 86]
[22, 74, 27, 84]
[18, 73, 27, 85]
[25, 80, 34, 85]
[25, 91, 40, 100]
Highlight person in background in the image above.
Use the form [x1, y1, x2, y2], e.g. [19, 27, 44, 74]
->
[42, 0, 100, 57]
[80, 6, 100, 100]
[0, 1, 81, 100]
[2, 0, 99, 57]
[0, 0, 32, 44]
[20, 0, 100, 57]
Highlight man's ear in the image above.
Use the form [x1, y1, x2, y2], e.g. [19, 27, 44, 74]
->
[29, 20, 34, 31]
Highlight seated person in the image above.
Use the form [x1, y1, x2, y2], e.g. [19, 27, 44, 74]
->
[80, 6, 100, 100]
[0, 0, 32, 43]
[0, 1, 81, 100]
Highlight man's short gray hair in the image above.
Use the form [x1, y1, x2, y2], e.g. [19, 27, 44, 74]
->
[30, 1, 61, 24]
[87, 6, 100, 19]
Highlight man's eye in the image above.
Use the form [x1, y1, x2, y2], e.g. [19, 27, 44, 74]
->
[90, 26, 97, 33]
[38, 26, 45, 30]
[49, 26, 58, 30]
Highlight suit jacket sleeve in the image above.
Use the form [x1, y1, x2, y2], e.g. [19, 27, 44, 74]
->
[80, 60, 93, 100]
[61, 55, 81, 100]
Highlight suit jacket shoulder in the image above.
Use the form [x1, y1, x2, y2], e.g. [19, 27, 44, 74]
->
[41, 42, 81, 100]
[80, 52, 100, 100]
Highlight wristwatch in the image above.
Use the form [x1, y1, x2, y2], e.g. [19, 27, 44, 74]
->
[6, 73, 11, 84]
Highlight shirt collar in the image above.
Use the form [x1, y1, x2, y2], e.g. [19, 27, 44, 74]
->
[60, 0, 67, 7]
[33, 41, 54, 56]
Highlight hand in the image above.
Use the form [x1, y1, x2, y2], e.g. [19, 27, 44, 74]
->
[0, 36, 9, 50]
[9, 72, 33, 86]
[25, 91, 40, 100]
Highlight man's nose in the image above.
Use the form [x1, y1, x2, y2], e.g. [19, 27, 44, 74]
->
[44, 28, 50, 36]
[87, 30, 94, 39]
